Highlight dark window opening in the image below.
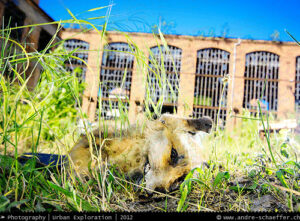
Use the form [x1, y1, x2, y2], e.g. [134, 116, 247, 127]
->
[161, 105, 177, 114]
[38, 29, 52, 52]
[144, 103, 177, 115]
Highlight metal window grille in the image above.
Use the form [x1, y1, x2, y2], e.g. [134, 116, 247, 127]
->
[243, 51, 279, 114]
[99, 42, 135, 119]
[64, 39, 89, 81]
[295, 56, 300, 112]
[146, 45, 182, 111]
[193, 48, 230, 127]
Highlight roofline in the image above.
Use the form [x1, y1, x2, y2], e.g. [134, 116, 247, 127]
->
[26, 0, 65, 31]
[63, 28, 298, 46]
[27, 0, 55, 22]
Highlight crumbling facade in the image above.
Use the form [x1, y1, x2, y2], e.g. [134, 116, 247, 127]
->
[61, 29, 300, 128]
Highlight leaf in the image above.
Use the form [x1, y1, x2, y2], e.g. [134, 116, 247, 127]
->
[229, 182, 258, 193]
[181, 178, 210, 193]
[281, 168, 295, 176]
[47, 181, 96, 211]
[0, 196, 10, 212]
[280, 149, 289, 159]
[87, 16, 106, 20]
[177, 185, 188, 212]
[276, 170, 289, 188]
[286, 30, 300, 46]
[280, 143, 289, 158]
[229, 185, 240, 192]
[248, 169, 258, 178]
[22, 158, 38, 173]
[6, 199, 28, 211]
[213, 171, 230, 189]
[284, 161, 300, 169]
[35, 200, 46, 212]
[43, 201, 64, 212]
[0, 155, 14, 169]
[245, 183, 258, 191]
[87, 5, 113, 12]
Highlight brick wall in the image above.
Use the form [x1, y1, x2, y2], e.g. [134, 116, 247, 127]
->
[61, 29, 300, 128]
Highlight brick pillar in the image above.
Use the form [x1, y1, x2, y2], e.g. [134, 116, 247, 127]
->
[226, 42, 245, 129]
[83, 33, 103, 122]
[177, 42, 195, 117]
[226, 40, 242, 129]
[128, 44, 149, 124]
[277, 50, 296, 119]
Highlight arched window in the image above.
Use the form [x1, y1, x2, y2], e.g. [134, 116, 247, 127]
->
[295, 56, 300, 112]
[243, 51, 279, 114]
[64, 39, 89, 81]
[193, 48, 230, 127]
[99, 42, 135, 119]
[146, 45, 182, 114]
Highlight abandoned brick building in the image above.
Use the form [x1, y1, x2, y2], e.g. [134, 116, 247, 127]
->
[2, 0, 299, 128]
[0, 0, 60, 89]
[61, 29, 300, 128]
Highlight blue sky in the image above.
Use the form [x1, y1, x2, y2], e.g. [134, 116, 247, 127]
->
[39, 0, 300, 42]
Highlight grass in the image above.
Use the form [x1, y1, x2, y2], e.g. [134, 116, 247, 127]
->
[0, 6, 299, 212]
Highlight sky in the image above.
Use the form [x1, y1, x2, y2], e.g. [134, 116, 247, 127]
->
[39, 0, 300, 42]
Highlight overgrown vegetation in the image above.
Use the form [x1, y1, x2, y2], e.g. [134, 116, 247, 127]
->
[0, 6, 299, 212]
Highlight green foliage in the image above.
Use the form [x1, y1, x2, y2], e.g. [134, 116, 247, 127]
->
[194, 96, 212, 106]
[47, 181, 97, 211]
[0, 196, 28, 212]
[213, 171, 230, 189]
[32, 46, 85, 140]
[0, 47, 86, 157]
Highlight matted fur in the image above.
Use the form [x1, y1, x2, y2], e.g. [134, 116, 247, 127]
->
[69, 114, 213, 193]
